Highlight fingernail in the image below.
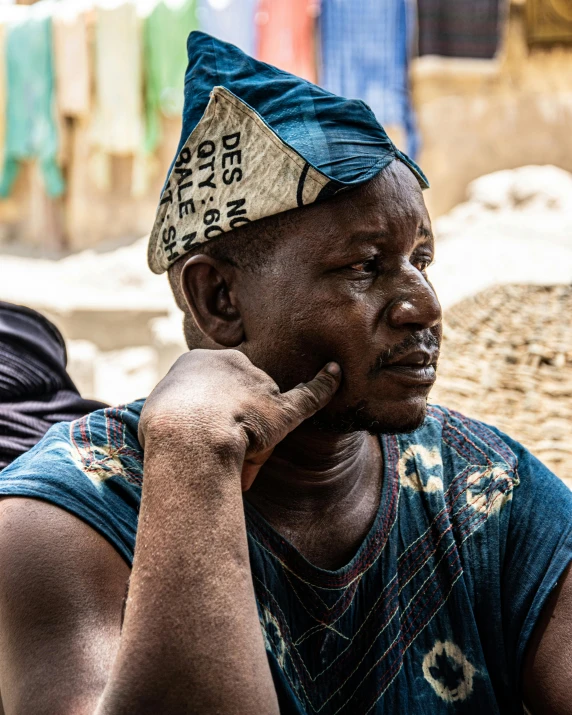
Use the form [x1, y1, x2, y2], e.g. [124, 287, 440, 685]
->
[326, 362, 341, 376]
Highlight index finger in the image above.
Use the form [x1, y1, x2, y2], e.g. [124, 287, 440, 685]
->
[280, 363, 342, 426]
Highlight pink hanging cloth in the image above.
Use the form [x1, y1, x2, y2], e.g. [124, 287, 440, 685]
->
[255, 0, 320, 84]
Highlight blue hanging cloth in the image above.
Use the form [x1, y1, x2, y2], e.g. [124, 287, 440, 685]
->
[196, 0, 258, 56]
[319, 0, 420, 160]
[0, 10, 64, 198]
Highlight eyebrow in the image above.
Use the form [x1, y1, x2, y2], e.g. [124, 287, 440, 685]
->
[347, 225, 434, 245]
[418, 225, 434, 242]
[346, 229, 391, 245]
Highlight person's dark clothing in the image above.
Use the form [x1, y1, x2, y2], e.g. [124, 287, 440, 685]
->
[0, 301, 106, 469]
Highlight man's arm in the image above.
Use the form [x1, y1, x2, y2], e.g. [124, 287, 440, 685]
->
[96, 423, 279, 714]
[0, 449, 277, 715]
[0, 463, 274, 715]
[0, 497, 129, 715]
[523, 563, 572, 714]
[0, 351, 340, 714]
[97, 350, 340, 713]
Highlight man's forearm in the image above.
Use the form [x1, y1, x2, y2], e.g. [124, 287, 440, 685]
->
[97, 424, 279, 714]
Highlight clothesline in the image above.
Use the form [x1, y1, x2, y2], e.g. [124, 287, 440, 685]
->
[0, 0, 502, 202]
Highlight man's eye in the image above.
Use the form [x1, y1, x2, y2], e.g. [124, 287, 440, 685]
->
[413, 257, 432, 272]
[350, 259, 377, 274]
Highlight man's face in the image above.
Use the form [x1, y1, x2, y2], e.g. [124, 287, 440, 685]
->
[239, 160, 442, 434]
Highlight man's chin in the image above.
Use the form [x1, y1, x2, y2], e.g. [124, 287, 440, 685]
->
[311, 397, 428, 435]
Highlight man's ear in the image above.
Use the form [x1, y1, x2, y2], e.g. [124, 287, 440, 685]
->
[180, 255, 244, 347]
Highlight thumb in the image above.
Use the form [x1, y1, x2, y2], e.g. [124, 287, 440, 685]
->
[281, 362, 342, 426]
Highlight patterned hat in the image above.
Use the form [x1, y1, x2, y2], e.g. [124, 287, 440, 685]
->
[148, 31, 428, 274]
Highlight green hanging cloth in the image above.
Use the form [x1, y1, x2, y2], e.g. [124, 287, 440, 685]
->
[0, 10, 64, 198]
[144, 0, 198, 155]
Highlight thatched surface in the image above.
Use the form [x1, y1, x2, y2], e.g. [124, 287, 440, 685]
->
[431, 284, 572, 486]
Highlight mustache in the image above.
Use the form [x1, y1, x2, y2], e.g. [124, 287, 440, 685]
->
[368, 328, 441, 377]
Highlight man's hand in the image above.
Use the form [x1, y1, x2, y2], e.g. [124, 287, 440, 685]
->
[139, 349, 342, 490]
[93, 350, 342, 714]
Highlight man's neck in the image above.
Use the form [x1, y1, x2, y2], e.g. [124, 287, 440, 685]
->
[245, 425, 383, 569]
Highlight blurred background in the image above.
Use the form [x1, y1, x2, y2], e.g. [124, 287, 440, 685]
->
[0, 0, 571, 482]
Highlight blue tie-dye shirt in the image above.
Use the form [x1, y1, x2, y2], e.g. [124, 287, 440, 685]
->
[1, 401, 571, 714]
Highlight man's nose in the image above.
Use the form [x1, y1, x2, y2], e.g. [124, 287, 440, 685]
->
[385, 270, 442, 331]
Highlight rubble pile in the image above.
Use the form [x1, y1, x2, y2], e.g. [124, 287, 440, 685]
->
[429, 165, 572, 309]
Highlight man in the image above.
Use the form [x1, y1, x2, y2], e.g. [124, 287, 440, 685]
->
[0, 33, 570, 715]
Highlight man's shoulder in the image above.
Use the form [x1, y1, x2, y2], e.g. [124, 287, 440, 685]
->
[65, 400, 145, 487]
[426, 403, 521, 464]
[394, 404, 522, 492]
[1, 399, 145, 487]
[0, 399, 146, 565]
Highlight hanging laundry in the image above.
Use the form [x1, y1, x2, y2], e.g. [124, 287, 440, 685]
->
[0, 6, 19, 172]
[196, 0, 257, 56]
[256, 0, 320, 83]
[144, 0, 198, 155]
[0, 17, 7, 171]
[52, 1, 91, 118]
[91, 2, 143, 157]
[90, 1, 147, 195]
[417, 0, 503, 59]
[319, 0, 419, 158]
[0, 6, 64, 198]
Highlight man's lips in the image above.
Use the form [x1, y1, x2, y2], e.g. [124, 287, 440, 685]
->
[384, 350, 437, 368]
[379, 350, 438, 386]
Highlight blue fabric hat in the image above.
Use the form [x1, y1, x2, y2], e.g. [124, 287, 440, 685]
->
[148, 31, 429, 274]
